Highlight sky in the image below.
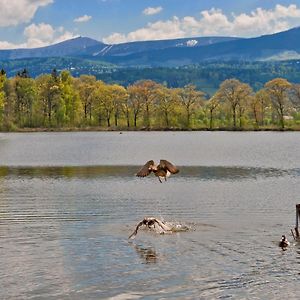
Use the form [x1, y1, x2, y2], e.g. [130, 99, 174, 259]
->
[0, 0, 300, 49]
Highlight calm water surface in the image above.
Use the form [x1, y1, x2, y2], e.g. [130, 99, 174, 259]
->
[0, 132, 300, 299]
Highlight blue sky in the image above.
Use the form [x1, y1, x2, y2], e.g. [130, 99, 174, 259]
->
[0, 0, 300, 49]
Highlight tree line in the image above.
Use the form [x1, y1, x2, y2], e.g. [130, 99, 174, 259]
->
[1, 68, 300, 131]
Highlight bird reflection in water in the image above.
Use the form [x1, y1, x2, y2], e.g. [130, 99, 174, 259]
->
[132, 243, 158, 264]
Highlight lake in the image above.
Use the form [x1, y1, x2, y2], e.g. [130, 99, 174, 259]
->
[0, 131, 300, 299]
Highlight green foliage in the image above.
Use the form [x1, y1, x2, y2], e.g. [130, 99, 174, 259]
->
[1, 66, 300, 131]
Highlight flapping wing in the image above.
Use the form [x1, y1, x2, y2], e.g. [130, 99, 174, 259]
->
[160, 160, 179, 174]
[128, 221, 144, 239]
[136, 160, 155, 177]
[154, 219, 169, 231]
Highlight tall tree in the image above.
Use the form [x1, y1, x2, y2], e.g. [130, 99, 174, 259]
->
[110, 84, 128, 127]
[265, 78, 292, 129]
[35, 73, 62, 127]
[93, 81, 115, 127]
[206, 93, 221, 130]
[120, 88, 131, 128]
[13, 76, 37, 127]
[177, 84, 204, 128]
[132, 80, 157, 129]
[61, 70, 82, 126]
[217, 79, 252, 129]
[77, 75, 97, 124]
[35, 74, 51, 126]
[127, 84, 143, 128]
[155, 85, 177, 127]
[250, 89, 270, 127]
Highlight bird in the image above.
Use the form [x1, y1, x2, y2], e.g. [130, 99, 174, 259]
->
[136, 159, 179, 182]
[279, 235, 290, 249]
[128, 217, 173, 239]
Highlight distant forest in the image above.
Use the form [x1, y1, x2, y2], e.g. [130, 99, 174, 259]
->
[2, 58, 300, 96]
[1, 63, 300, 131]
[98, 61, 300, 96]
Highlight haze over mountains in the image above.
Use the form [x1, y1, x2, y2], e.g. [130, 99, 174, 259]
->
[0, 27, 300, 68]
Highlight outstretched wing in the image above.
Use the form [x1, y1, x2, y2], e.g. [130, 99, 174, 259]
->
[153, 219, 169, 231]
[160, 160, 179, 174]
[128, 221, 144, 239]
[136, 160, 155, 177]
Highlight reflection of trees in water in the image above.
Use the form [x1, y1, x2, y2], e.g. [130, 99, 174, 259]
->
[132, 243, 158, 264]
[0, 167, 9, 178]
[186, 166, 289, 181]
[0, 166, 137, 179]
[0, 165, 294, 181]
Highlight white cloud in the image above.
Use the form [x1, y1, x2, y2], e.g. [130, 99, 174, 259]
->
[74, 15, 92, 23]
[0, 41, 26, 50]
[103, 4, 300, 44]
[143, 6, 163, 16]
[24, 23, 55, 42]
[53, 31, 77, 44]
[102, 33, 127, 44]
[104, 17, 185, 44]
[0, 23, 77, 49]
[0, 0, 53, 27]
[24, 23, 77, 48]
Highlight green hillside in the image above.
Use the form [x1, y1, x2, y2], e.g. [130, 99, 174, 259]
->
[2, 58, 300, 97]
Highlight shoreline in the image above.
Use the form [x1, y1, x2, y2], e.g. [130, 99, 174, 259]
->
[0, 126, 299, 133]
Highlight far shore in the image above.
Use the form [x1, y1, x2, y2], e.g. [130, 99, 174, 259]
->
[1, 126, 299, 133]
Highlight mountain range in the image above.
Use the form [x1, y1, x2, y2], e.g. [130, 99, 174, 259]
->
[0, 35, 239, 61]
[1, 27, 300, 68]
[108, 27, 300, 66]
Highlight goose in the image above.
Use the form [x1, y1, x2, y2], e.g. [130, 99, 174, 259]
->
[136, 159, 179, 182]
[128, 217, 173, 239]
[279, 235, 290, 248]
[128, 217, 190, 239]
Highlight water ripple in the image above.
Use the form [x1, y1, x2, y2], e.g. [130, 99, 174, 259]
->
[1, 155, 300, 297]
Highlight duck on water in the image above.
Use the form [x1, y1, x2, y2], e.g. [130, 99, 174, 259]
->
[279, 235, 290, 249]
